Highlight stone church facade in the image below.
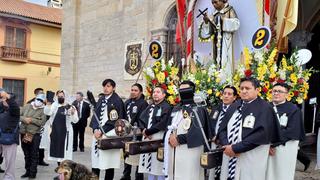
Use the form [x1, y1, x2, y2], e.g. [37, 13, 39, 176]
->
[61, 0, 178, 98]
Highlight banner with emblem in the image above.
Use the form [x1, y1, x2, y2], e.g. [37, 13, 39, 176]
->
[124, 41, 144, 80]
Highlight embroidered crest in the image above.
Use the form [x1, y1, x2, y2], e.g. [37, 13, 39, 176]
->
[156, 108, 162, 117]
[279, 113, 288, 127]
[132, 106, 138, 113]
[109, 109, 119, 121]
[243, 113, 255, 128]
[212, 110, 219, 120]
[183, 110, 192, 130]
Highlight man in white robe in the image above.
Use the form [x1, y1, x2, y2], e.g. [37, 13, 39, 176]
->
[201, 0, 240, 77]
[44, 90, 79, 164]
[217, 77, 281, 180]
[163, 81, 212, 180]
[266, 83, 305, 180]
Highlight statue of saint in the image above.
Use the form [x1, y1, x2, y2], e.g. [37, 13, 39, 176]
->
[199, 0, 240, 77]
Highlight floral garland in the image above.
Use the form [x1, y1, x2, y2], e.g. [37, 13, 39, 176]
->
[143, 58, 180, 105]
[198, 21, 215, 42]
[233, 47, 313, 104]
[183, 63, 230, 106]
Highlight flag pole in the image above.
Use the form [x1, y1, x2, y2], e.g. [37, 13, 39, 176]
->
[276, 0, 292, 50]
[135, 53, 150, 83]
[262, 0, 265, 26]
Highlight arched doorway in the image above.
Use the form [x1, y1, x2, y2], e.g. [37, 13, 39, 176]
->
[165, 6, 182, 62]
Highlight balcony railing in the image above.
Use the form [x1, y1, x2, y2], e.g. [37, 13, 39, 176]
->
[1, 46, 29, 62]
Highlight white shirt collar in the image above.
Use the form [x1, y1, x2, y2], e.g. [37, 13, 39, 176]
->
[273, 100, 286, 106]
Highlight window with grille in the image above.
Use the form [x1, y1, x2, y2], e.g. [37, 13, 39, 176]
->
[2, 79, 25, 106]
[5, 26, 26, 49]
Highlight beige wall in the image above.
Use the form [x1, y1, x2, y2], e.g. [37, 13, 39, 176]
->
[61, 0, 175, 98]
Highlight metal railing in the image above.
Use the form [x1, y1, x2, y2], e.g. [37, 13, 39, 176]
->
[1, 46, 28, 61]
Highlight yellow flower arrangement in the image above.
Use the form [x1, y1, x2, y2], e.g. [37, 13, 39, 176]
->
[144, 59, 180, 105]
[267, 48, 278, 67]
[244, 47, 252, 69]
[233, 46, 278, 101]
[234, 47, 314, 104]
[290, 73, 297, 84]
[277, 50, 314, 104]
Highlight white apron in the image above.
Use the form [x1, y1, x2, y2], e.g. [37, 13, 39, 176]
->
[91, 129, 121, 169]
[266, 140, 299, 180]
[220, 110, 270, 180]
[138, 132, 164, 176]
[125, 154, 140, 166]
[166, 111, 204, 180]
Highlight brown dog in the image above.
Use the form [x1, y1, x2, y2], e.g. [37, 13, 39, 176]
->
[54, 160, 98, 180]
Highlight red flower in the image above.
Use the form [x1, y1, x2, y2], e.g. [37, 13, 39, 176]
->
[269, 77, 275, 83]
[161, 84, 167, 90]
[175, 97, 180, 103]
[277, 79, 285, 83]
[164, 71, 169, 77]
[266, 44, 270, 49]
[294, 91, 299, 96]
[298, 78, 304, 84]
[244, 69, 252, 77]
[152, 79, 158, 85]
[262, 87, 268, 93]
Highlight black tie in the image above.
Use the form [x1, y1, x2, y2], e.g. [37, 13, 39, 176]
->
[77, 102, 81, 118]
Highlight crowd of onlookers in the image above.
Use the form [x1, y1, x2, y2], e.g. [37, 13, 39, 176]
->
[0, 76, 319, 180]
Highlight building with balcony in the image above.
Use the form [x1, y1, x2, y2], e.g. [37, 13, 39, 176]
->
[0, 0, 62, 105]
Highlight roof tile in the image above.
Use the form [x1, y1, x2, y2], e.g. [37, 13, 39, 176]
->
[0, 0, 62, 24]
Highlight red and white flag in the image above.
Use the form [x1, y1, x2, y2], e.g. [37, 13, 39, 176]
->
[175, 0, 186, 46]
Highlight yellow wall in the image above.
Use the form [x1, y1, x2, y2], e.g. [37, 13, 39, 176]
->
[0, 21, 61, 104]
[0, 61, 60, 101]
[29, 24, 61, 64]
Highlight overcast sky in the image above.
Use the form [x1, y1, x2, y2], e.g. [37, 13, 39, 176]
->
[24, 0, 47, 6]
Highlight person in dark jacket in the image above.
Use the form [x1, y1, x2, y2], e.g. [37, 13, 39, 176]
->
[138, 86, 172, 180]
[120, 83, 148, 180]
[266, 83, 306, 180]
[0, 88, 20, 179]
[72, 92, 91, 152]
[209, 85, 238, 180]
[90, 79, 125, 180]
[217, 77, 281, 180]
